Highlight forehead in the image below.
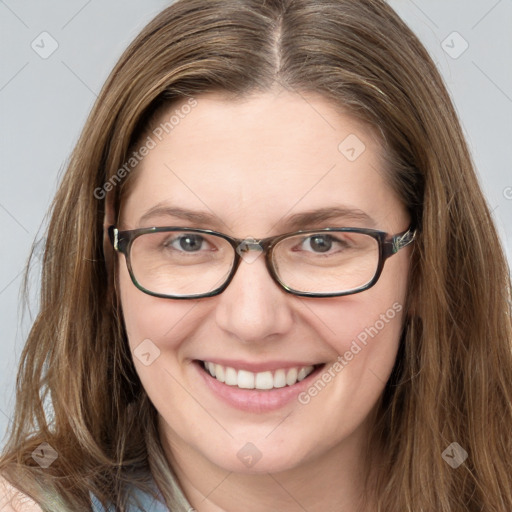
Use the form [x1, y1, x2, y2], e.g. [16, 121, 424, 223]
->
[120, 91, 406, 234]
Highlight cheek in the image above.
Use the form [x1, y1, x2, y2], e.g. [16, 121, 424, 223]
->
[291, 295, 405, 445]
[338, 271, 409, 399]
[341, 300, 404, 387]
[117, 263, 199, 352]
[310, 295, 404, 380]
[302, 254, 408, 358]
[300, 256, 410, 400]
[117, 265, 206, 411]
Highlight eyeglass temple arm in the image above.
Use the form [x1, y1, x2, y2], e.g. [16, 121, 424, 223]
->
[108, 226, 125, 253]
[383, 227, 417, 258]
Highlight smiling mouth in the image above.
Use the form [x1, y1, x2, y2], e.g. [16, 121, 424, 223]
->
[198, 360, 323, 391]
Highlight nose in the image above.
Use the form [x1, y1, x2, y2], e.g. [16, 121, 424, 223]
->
[214, 252, 294, 344]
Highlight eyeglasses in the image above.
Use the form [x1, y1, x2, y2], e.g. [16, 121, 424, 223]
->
[108, 225, 416, 299]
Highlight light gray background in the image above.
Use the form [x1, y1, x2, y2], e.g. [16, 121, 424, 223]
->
[0, 0, 511, 447]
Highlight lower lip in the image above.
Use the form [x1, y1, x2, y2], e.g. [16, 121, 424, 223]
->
[193, 360, 325, 413]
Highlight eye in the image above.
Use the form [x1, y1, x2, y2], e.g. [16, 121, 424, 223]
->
[164, 233, 209, 252]
[299, 234, 349, 254]
[304, 234, 333, 253]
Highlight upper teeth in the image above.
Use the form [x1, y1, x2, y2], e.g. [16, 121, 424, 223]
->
[203, 361, 315, 390]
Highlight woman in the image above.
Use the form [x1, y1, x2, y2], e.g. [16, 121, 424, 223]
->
[1, 0, 511, 510]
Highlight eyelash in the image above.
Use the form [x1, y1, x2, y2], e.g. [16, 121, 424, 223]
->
[296, 234, 351, 252]
[161, 233, 352, 254]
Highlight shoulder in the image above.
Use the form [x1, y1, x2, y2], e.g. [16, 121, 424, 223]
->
[0, 476, 43, 512]
[90, 485, 169, 512]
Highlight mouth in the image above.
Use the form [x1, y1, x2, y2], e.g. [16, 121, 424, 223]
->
[193, 359, 328, 412]
[198, 360, 321, 391]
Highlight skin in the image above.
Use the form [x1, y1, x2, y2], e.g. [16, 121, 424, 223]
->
[116, 89, 412, 512]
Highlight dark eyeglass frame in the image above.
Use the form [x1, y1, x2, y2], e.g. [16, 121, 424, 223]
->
[108, 224, 416, 300]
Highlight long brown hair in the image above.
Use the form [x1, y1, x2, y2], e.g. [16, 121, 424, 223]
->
[1, 0, 511, 510]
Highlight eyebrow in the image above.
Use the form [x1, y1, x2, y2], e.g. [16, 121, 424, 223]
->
[137, 204, 377, 231]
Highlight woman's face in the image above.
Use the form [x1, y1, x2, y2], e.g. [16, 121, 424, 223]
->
[117, 90, 412, 475]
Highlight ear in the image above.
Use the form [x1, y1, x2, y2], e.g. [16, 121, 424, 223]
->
[403, 239, 419, 319]
[103, 189, 116, 274]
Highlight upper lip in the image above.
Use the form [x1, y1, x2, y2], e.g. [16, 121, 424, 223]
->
[196, 358, 324, 373]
